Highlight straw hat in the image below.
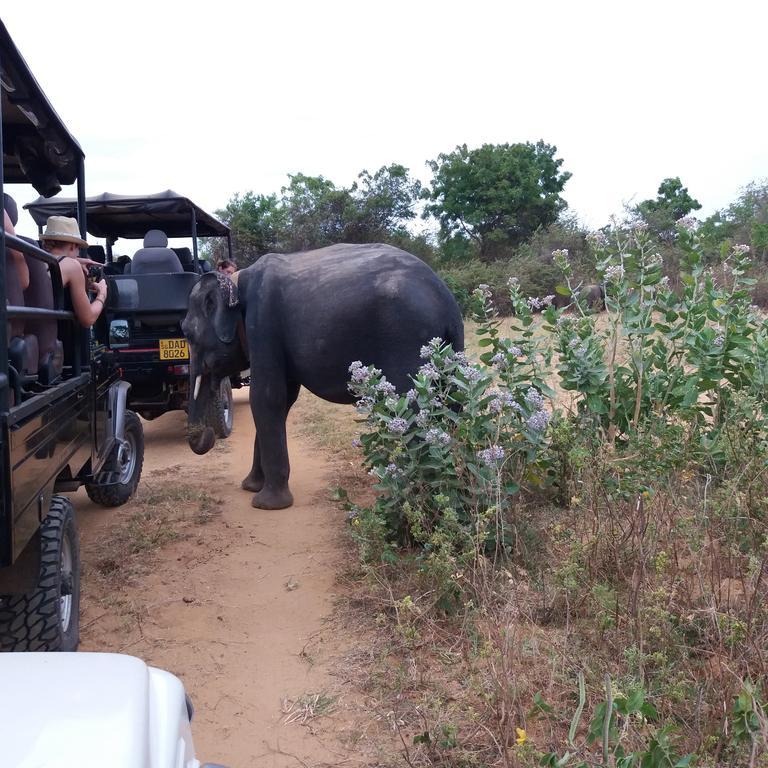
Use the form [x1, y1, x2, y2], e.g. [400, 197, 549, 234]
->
[40, 216, 88, 248]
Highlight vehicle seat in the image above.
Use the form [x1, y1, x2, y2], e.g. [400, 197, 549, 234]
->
[172, 247, 197, 273]
[108, 255, 132, 275]
[87, 244, 106, 264]
[198, 259, 213, 273]
[130, 230, 183, 275]
[5, 247, 39, 402]
[23, 243, 63, 385]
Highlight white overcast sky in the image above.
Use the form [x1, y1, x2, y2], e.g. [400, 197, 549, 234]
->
[4, 0, 768, 240]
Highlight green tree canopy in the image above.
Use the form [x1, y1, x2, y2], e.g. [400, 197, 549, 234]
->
[423, 141, 571, 261]
[213, 191, 285, 265]
[636, 177, 701, 236]
[215, 164, 425, 265]
[699, 180, 768, 261]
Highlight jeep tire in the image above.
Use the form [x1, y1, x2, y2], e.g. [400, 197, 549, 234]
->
[209, 377, 234, 438]
[0, 496, 81, 652]
[85, 410, 144, 507]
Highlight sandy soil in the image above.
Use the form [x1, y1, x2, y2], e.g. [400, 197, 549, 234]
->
[75, 388, 361, 768]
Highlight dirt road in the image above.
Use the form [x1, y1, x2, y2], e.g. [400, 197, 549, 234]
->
[76, 389, 357, 767]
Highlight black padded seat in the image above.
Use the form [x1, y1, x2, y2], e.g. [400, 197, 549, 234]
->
[131, 230, 183, 275]
[172, 247, 197, 273]
[87, 244, 106, 264]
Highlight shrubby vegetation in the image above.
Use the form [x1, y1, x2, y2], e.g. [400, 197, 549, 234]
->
[340, 221, 768, 767]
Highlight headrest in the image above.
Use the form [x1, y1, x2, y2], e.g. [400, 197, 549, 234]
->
[172, 247, 193, 264]
[87, 245, 106, 264]
[144, 229, 168, 248]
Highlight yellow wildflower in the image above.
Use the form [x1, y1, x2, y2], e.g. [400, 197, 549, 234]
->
[515, 728, 527, 745]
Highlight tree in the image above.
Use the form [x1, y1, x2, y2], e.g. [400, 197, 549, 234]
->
[280, 173, 356, 251]
[423, 141, 571, 261]
[213, 164, 426, 261]
[699, 180, 768, 261]
[346, 164, 422, 242]
[214, 191, 286, 266]
[636, 177, 701, 236]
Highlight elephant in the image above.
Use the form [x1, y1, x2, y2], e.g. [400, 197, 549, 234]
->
[580, 283, 605, 310]
[181, 243, 464, 510]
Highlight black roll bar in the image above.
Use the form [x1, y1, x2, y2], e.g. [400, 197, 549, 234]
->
[0, 90, 7, 416]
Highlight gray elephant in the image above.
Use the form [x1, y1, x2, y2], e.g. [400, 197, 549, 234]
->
[580, 283, 605, 310]
[182, 243, 464, 510]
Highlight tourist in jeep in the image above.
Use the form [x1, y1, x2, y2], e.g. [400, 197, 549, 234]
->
[216, 258, 236, 276]
[40, 215, 108, 327]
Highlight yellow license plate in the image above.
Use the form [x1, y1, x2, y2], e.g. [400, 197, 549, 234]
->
[159, 338, 189, 360]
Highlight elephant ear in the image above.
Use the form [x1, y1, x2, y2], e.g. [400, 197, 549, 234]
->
[213, 273, 240, 344]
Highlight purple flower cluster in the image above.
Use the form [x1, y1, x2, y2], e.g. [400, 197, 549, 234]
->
[376, 380, 396, 397]
[369, 463, 404, 480]
[524, 387, 545, 410]
[527, 295, 554, 311]
[349, 362, 371, 384]
[459, 365, 483, 383]
[425, 428, 451, 446]
[587, 231, 608, 247]
[488, 389, 520, 414]
[419, 363, 440, 380]
[526, 410, 551, 432]
[475, 283, 492, 298]
[478, 445, 505, 466]
[387, 417, 409, 434]
[676, 216, 699, 232]
[419, 337, 444, 359]
[415, 410, 430, 428]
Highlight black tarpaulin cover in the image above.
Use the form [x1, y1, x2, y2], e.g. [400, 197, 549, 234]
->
[25, 190, 230, 239]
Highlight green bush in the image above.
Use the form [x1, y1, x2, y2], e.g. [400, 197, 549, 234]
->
[438, 256, 562, 315]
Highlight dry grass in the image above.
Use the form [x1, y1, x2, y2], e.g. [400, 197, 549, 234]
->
[281, 691, 339, 724]
[86, 480, 221, 587]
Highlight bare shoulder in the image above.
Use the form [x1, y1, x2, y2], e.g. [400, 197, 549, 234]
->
[59, 256, 83, 285]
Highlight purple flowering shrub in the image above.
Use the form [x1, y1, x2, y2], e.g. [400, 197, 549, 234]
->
[346, 337, 551, 564]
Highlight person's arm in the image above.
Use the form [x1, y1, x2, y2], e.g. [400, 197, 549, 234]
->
[4, 210, 29, 290]
[60, 259, 107, 327]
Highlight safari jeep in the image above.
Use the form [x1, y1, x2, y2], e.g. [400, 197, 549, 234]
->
[0, 19, 144, 651]
[1, 652, 228, 767]
[25, 191, 237, 436]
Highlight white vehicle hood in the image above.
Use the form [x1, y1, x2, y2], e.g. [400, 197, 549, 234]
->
[0, 652, 200, 768]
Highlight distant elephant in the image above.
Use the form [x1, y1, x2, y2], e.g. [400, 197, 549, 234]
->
[580, 283, 605, 310]
[182, 243, 464, 510]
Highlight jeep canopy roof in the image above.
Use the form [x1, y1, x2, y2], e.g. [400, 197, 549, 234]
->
[24, 190, 230, 239]
[0, 19, 84, 196]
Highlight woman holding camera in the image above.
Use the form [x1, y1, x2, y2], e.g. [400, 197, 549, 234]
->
[40, 216, 107, 328]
